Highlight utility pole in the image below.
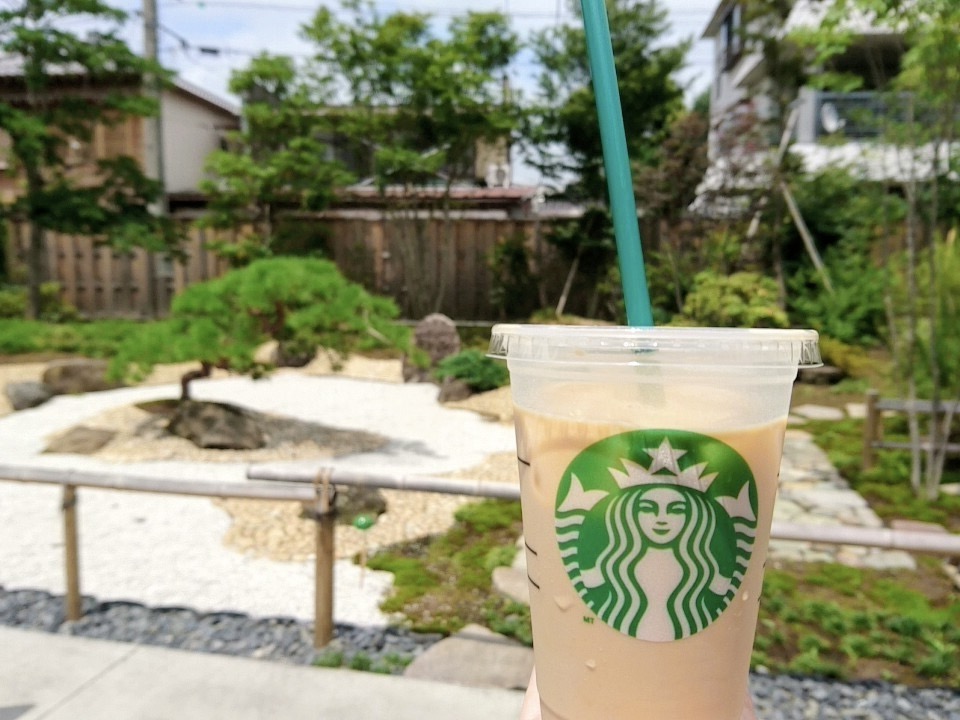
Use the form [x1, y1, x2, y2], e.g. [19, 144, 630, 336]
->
[142, 0, 166, 316]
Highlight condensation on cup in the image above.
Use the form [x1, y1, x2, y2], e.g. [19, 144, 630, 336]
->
[489, 325, 821, 720]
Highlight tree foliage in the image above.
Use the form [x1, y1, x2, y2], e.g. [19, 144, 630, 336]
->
[0, 0, 181, 317]
[526, 0, 686, 201]
[113, 257, 408, 400]
[798, 0, 960, 499]
[301, 0, 522, 316]
[199, 55, 353, 265]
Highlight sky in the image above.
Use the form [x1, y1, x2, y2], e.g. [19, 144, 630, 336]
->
[104, 0, 720, 184]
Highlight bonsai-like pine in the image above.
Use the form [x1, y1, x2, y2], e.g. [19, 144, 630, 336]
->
[113, 257, 408, 400]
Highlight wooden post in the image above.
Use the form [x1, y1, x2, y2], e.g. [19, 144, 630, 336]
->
[62, 485, 82, 621]
[313, 471, 336, 649]
[863, 390, 880, 470]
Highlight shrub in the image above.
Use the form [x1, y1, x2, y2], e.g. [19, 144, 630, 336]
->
[112, 257, 409, 398]
[675, 271, 788, 328]
[0, 282, 79, 322]
[435, 349, 509, 392]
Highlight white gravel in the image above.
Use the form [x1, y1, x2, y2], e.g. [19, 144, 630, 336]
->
[0, 373, 517, 625]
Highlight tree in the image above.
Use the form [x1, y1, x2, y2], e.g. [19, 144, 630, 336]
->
[523, 0, 686, 317]
[113, 257, 409, 401]
[633, 109, 709, 315]
[0, 0, 180, 318]
[199, 55, 354, 265]
[526, 0, 687, 201]
[803, 0, 960, 499]
[302, 0, 522, 316]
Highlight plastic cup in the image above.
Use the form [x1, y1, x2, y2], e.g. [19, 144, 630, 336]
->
[489, 325, 821, 720]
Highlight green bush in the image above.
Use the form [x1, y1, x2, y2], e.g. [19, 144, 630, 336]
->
[112, 257, 409, 397]
[0, 282, 79, 322]
[675, 271, 788, 328]
[0, 286, 26, 318]
[788, 237, 887, 346]
[435, 349, 509, 392]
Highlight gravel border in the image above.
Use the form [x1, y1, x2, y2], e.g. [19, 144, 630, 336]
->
[3, 586, 959, 718]
[0, 586, 440, 672]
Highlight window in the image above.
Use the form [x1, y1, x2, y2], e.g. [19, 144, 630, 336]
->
[721, 4, 743, 72]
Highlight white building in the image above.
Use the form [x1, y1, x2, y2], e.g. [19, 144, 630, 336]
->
[700, 0, 934, 182]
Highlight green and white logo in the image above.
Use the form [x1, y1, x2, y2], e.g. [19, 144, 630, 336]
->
[556, 430, 758, 642]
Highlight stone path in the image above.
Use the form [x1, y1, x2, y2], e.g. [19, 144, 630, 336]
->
[775, 406, 916, 570]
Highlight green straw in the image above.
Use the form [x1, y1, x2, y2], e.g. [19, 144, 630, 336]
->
[580, 0, 653, 327]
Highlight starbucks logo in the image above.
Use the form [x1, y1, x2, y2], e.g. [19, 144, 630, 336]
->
[556, 430, 758, 642]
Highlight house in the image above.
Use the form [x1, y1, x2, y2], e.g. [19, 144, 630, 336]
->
[0, 59, 240, 206]
[0, 60, 240, 316]
[701, 0, 921, 181]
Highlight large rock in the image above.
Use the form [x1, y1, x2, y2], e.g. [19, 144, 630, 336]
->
[4, 380, 54, 410]
[402, 313, 461, 383]
[166, 400, 264, 450]
[404, 624, 533, 690]
[42, 359, 124, 395]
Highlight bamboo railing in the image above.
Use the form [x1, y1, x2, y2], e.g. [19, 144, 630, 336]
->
[2, 462, 959, 651]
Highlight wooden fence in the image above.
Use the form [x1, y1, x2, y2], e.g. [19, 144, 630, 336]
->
[6, 212, 567, 321]
[6, 220, 235, 318]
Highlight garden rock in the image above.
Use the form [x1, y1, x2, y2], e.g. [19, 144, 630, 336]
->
[302, 486, 388, 526]
[42, 358, 124, 395]
[402, 313, 460, 383]
[4, 380, 54, 410]
[798, 365, 845, 385]
[44, 426, 116, 454]
[437, 377, 472, 403]
[166, 400, 264, 450]
[404, 623, 533, 690]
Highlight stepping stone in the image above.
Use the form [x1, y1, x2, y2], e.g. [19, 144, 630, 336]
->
[43, 426, 116, 454]
[791, 404, 845, 421]
[845, 402, 867, 419]
[492, 567, 529, 605]
[404, 624, 533, 690]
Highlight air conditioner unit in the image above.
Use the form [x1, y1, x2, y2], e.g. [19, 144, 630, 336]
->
[486, 162, 511, 188]
[819, 102, 846, 135]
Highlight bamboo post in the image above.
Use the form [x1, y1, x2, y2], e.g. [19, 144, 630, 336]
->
[863, 389, 880, 470]
[313, 470, 336, 649]
[62, 484, 82, 621]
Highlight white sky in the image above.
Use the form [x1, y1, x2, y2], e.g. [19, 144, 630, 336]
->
[106, 0, 718, 184]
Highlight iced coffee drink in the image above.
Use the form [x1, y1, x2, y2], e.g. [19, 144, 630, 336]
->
[489, 326, 820, 720]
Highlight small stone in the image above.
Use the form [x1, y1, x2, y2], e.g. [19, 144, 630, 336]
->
[492, 566, 529, 605]
[43, 426, 116, 454]
[437, 377, 472, 403]
[791, 404, 846, 421]
[798, 365, 846, 385]
[4, 380, 54, 410]
[845, 402, 867, 419]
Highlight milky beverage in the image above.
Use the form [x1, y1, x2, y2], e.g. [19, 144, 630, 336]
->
[490, 326, 820, 720]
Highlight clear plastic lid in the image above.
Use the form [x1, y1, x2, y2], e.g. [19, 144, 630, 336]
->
[488, 325, 822, 369]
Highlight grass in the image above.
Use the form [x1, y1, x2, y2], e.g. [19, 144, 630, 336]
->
[0, 318, 159, 360]
[755, 559, 960, 685]
[366, 499, 531, 643]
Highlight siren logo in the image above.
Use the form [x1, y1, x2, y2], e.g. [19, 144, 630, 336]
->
[556, 430, 758, 642]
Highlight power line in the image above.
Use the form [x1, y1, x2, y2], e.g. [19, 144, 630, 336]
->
[160, 0, 714, 21]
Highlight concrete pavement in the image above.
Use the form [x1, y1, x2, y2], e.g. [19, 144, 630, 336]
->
[0, 626, 524, 720]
